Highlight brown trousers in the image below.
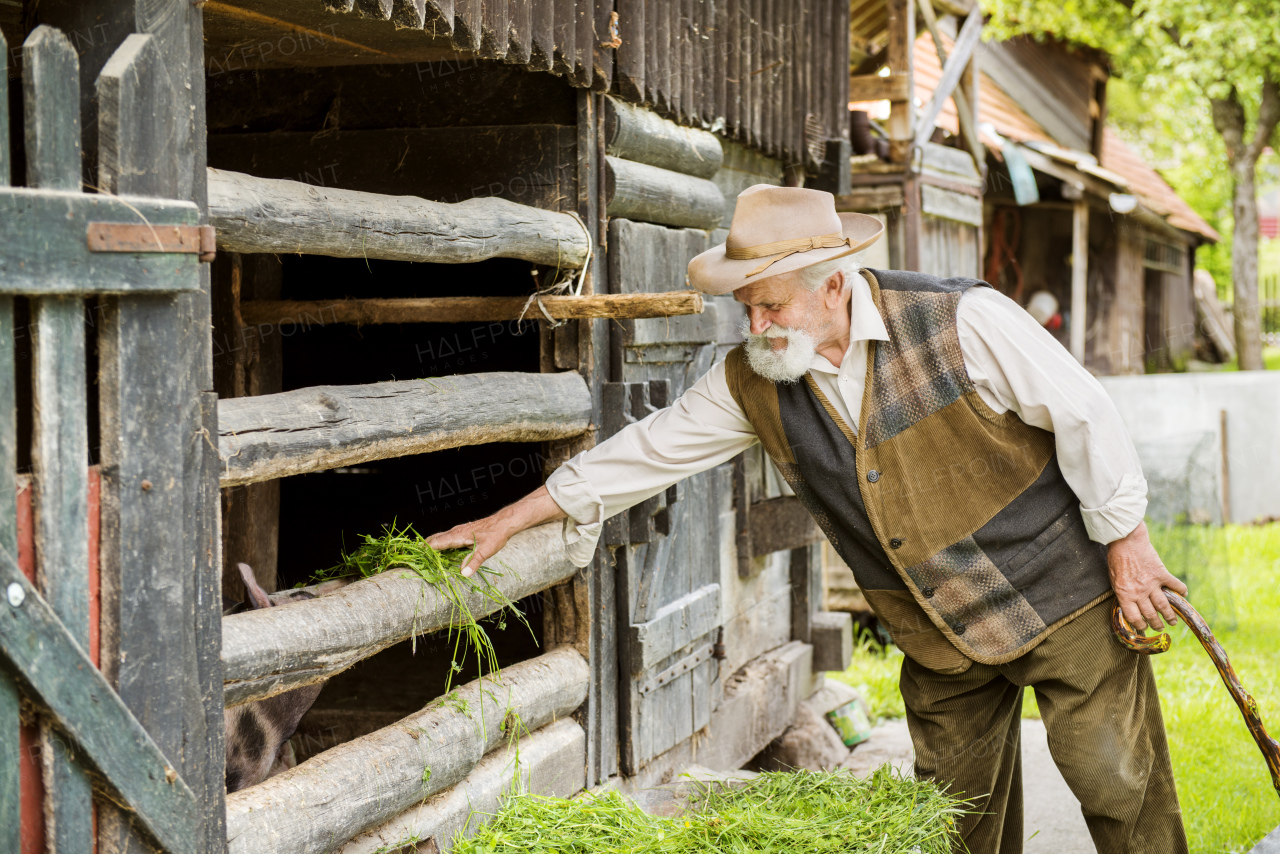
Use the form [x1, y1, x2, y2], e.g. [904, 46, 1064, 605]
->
[899, 597, 1188, 854]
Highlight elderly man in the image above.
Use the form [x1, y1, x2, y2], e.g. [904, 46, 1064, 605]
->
[429, 185, 1187, 853]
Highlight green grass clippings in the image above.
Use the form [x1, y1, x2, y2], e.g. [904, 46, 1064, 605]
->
[308, 521, 533, 693]
[454, 766, 967, 854]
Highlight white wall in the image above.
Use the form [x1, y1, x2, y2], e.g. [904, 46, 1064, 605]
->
[1098, 372, 1280, 525]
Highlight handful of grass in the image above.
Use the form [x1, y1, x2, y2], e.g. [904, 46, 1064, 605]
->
[453, 766, 966, 853]
[308, 522, 532, 691]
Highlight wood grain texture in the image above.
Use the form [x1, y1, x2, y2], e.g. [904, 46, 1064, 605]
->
[221, 522, 577, 705]
[23, 26, 94, 854]
[0, 32, 16, 852]
[605, 156, 725, 230]
[604, 97, 723, 178]
[239, 292, 704, 327]
[0, 556, 199, 854]
[628, 584, 720, 674]
[0, 188, 201, 295]
[217, 371, 591, 487]
[225, 648, 590, 854]
[338, 718, 586, 853]
[207, 167, 590, 269]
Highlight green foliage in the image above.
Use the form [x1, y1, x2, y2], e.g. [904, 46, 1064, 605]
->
[1147, 522, 1280, 852]
[828, 631, 907, 721]
[309, 521, 532, 692]
[453, 768, 968, 854]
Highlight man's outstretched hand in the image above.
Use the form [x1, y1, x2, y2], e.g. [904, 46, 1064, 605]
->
[426, 486, 567, 577]
[1107, 520, 1187, 632]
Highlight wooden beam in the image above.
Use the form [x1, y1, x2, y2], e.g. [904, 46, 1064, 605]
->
[338, 718, 586, 854]
[885, 0, 915, 163]
[604, 97, 723, 179]
[848, 72, 911, 103]
[811, 611, 854, 672]
[749, 496, 823, 558]
[0, 553, 200, 854]
[604, 156, 725, 230]
[238, 292, 704, 328]
[917, 1, 984, 168]
[912, 6, 983, 151]
[833, 185, 905, 211]
[22, 27, 95, 854]
[1070, 199, 1089, 363]
[217, 371, 592, 487]
[224, 648, 589, 854]
[220, 522, 577, 705]
[207, 167, 590, 269]
[0, 28, 19, 854]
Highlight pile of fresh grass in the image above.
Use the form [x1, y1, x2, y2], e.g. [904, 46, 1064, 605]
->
[307, 521, 531, 690]
[453, 766, 966, 853]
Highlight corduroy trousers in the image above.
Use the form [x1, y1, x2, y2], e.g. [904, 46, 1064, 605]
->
[899, 596, 1188, 854]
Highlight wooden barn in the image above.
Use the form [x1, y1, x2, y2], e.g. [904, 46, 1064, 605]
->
[0, 1, 864, 852]
[839, 0, 1220, 373]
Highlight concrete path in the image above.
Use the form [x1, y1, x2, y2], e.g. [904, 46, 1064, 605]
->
[1021, 718, 1092, 853]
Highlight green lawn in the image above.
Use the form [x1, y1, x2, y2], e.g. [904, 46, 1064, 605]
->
[1211, 345, 1280, 372]
[831, 522, 1280, 852]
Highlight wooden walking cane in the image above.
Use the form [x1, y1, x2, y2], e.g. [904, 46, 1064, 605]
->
[1112, 589, 1280, 797]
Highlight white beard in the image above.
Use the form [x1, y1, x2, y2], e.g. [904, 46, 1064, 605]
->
[740, 317, 818, 384]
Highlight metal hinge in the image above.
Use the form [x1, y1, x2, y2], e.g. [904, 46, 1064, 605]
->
[637, 643, 715, 696]
[87, 222, 217, 263]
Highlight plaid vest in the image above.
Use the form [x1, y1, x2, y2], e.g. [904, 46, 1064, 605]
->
[725, 268, 1111, 671]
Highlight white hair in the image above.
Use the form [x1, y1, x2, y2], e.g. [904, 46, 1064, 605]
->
[796, 255, 862, 292]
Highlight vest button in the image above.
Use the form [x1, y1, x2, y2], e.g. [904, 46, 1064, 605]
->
[889, 537, 903, 549]
[921, 586, 935, 598]
[867, 469, 880, 483]
[953, 623, 966, 635]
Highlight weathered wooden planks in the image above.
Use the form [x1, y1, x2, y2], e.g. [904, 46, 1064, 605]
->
[22, 27, 94, 854]
[225, 648, 590, 854]
[604, 97, 723, 179]
[811, 610, 854, 672]
[220, 521, 577, 705]
[207, 167, 591, 269]
[338, 718, 586, 853]
[217, 371, 591, 487]
[627, 584, 721, 674]
[0, 555, 200, 854]
[95, 31, 211, 854]
[604, 156, 725, 230]
[239, 292, 704, 327]
[0, 29, 18, 853]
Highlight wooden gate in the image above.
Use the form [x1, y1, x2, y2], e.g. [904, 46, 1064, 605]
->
[0, 26, 221, 854]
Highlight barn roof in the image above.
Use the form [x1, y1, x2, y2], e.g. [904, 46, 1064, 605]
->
[910, 32, 1220, 243]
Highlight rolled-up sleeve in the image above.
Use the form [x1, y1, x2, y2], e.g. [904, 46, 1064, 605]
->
[957, 287, 1148, 544]
[545, 359, 759, 566]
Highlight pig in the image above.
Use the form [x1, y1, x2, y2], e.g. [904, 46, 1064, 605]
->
[222, 563, 349, 793]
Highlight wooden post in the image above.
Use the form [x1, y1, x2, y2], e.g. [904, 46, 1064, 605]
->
[1070, 199, 1089, 362]
[885, 0, 915, 163]
[23, 28, 95, 854]
[0, 29, 19, 853]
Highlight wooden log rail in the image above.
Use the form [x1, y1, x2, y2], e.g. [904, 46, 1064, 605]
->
[221, 522, 576, 706]
[605, 156, 725, 231]
[238, 291, 705, 327]
[207, 167, 590, 269]
[217, 371, 590, 487]
[340, 717, 586, 853]
[604, 97, 724, 179]
[225, 648, 590, 854]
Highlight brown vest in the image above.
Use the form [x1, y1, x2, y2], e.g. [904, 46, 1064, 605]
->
[725, 269, 1112, 672]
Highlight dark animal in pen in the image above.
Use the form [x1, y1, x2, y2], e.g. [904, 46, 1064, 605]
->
[222, 562, 349, 793]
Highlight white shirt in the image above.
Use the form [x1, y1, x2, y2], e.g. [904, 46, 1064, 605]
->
[546, 276, 1148, 568]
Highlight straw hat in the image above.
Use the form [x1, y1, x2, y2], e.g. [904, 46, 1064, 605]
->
[687, 184, 885, 295]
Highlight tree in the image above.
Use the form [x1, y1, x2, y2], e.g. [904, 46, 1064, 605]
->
[984, 0, 1280, 369]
